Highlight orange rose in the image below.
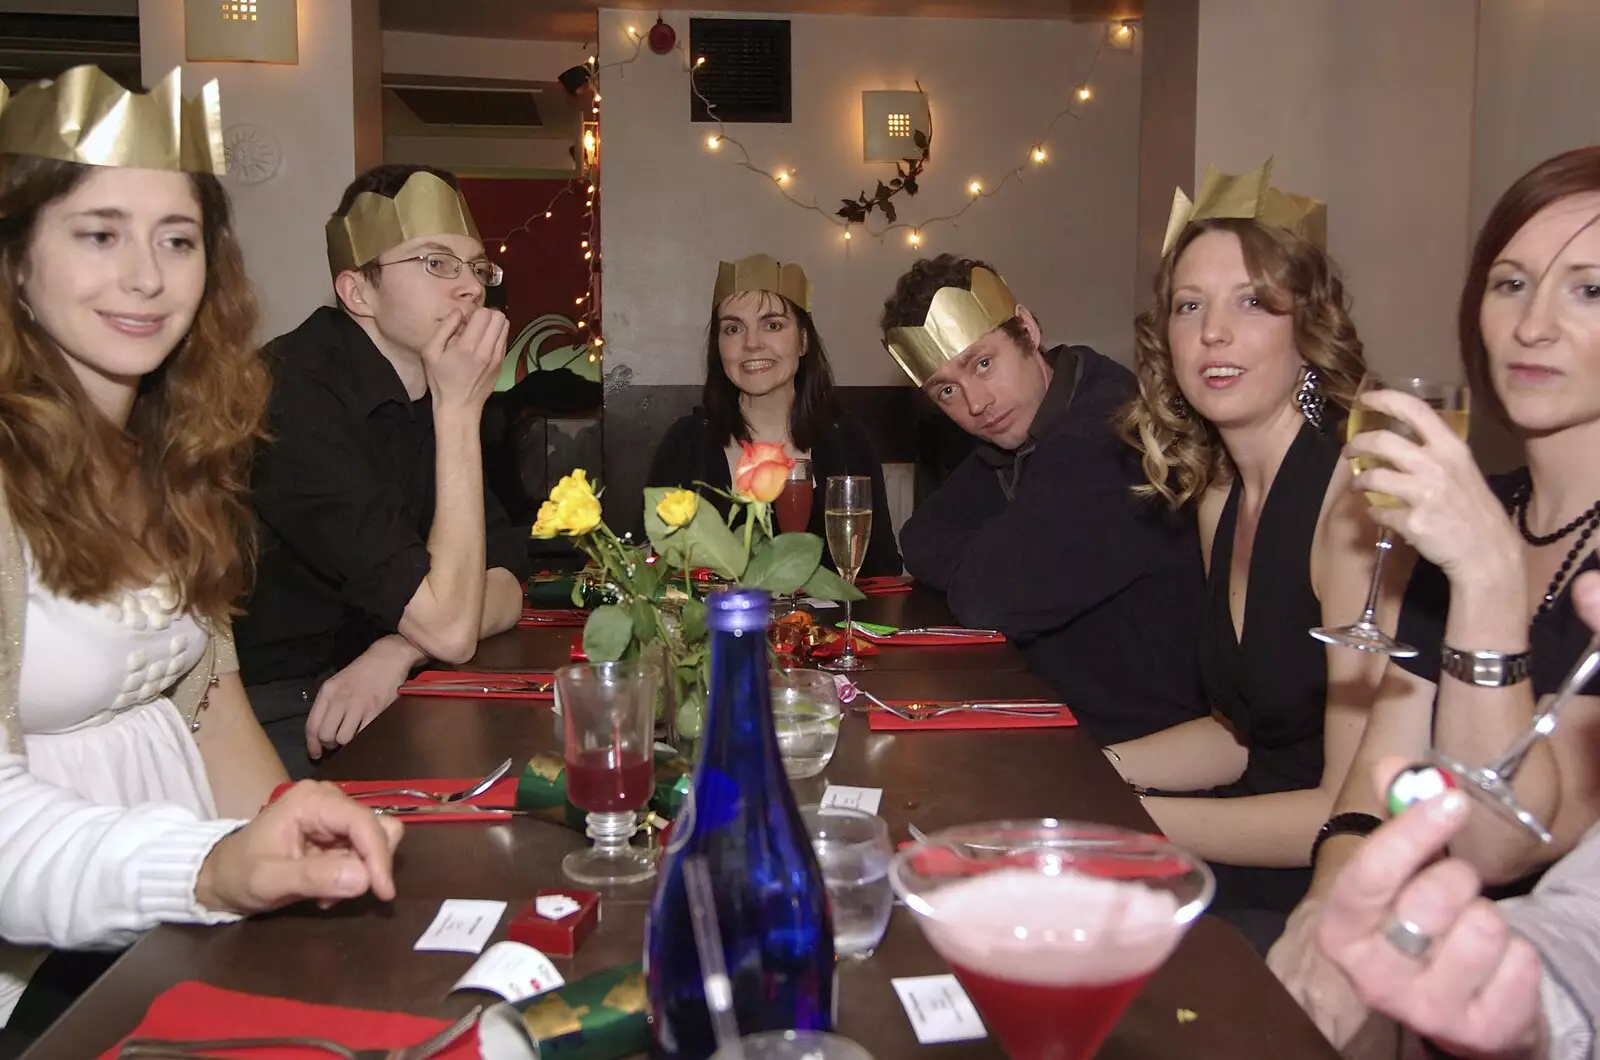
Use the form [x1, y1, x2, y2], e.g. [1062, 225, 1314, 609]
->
[733, 441, 794, 504]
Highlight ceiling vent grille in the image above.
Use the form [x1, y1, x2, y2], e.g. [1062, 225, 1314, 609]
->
[689, 18, 791, 124]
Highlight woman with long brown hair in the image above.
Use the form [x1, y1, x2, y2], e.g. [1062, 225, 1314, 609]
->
[1105, 163, 1401, 952]
[0, 67, 399, 1044]
[1273, 146, 1600, 1047]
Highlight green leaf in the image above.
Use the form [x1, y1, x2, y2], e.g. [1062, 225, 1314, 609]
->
[680, 598, 708, 644]
[633, 560, 661, 602]
[570, 580, 585, 607]
[742, 533, 823, 594]
[803, 565, 865, 601]
[582, 604, 635, 661]
[681, 500, 748, 579]
[912, 129, 929, 149]
[881, 200, 897, 224]
[630, 598, 656, 643]
[875, 180, 892, 200]
[903, 178, 919, 196]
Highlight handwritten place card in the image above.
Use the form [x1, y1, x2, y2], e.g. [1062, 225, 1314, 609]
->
[452, 941, 565, 1003]
[891, 974, 988, 1044]
[415, 898, 507, 954]
[821, 784, 884, 815]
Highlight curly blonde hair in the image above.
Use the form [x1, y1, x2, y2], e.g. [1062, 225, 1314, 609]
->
[1120, 217, 1365, 509]
[0, 155, 269, 621]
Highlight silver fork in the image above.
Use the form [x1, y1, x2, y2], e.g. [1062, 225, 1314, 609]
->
[349, 758, 514, 804]
[117, 1003, 482, 1060]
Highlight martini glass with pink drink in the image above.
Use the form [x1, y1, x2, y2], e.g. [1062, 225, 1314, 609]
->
[890, 820, 1213, 1060]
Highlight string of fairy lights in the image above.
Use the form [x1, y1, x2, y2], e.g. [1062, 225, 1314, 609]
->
[489, 19, 1135, 364]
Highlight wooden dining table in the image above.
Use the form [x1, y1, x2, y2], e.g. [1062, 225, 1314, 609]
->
[22, 589, 1338, 1060]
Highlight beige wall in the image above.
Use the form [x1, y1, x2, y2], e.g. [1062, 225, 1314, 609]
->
[1193, 0, 1478, 381]
[141, 0, 367, 342]
[597, 8, 1144, 387]
[1472, 0, 1600, 230]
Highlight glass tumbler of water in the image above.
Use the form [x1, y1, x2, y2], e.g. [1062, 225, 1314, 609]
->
[801, 805, 893, 959]
[771, 669, 843, 779]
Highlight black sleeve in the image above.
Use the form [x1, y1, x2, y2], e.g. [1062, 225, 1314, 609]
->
[484, 480, 533, 582]
[898, 454, 1006, 591]
[251, 374, 429, 634]
[646, 416, 702, 490]
[939, 437, 1193, 638]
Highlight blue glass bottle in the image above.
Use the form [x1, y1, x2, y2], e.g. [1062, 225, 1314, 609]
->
[646, 589, 835, 1060]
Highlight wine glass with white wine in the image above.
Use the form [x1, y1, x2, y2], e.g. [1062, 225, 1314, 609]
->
[1310, 374, 1471, 656]
[822, 475, 872, 672]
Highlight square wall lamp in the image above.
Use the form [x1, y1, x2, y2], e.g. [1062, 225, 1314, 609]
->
[186, 0, 299, 64]
[861, 90, 930, 163]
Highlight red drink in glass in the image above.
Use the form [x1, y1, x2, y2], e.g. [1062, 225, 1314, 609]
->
[775, 478, 813, 534]
[916, 868, 1189, 1060]
[565, 748, 653, 812]
[948, 962, 1152, 1060]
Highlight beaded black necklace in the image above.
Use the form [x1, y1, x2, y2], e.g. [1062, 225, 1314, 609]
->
[1510, 480, 1600, 618]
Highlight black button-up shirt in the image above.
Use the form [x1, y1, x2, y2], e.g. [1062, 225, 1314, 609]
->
[236, 306, 530, 685]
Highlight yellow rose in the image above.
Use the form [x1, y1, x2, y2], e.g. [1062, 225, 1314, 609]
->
[531, 500, 561, 539]
[549, 469, 593, 506]
[655, 489, 699, 529]
[555, 491, 602, 535]
[733, 441, 794, 504]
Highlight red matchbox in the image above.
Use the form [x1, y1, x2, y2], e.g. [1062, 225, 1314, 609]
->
[508, 889, 601, 957]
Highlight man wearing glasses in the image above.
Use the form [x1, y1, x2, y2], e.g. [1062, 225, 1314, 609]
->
[236, 164, 531, 777]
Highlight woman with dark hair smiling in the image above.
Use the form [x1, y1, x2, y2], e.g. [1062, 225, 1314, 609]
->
[646, 253, 901, 576]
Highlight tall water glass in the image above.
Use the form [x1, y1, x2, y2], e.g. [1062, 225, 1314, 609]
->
[559, 659, 660, 886]
[1311, 374, 1471, 657]
[891, 820, 1213, 1060]
[801, 805, 893, 958]
[822, 475, 872, 672]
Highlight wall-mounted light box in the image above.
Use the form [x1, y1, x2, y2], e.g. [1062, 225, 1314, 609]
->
[186, 0, 299, 64]
[861, 90, 930, 163]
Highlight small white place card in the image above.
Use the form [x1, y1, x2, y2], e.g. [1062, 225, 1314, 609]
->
[414, 898, 507, 954]
[535, 894, 581, 920]
[451, 941, 565, 1003]
[820, 784, 883, 815]
[891, 974, 988, 1044]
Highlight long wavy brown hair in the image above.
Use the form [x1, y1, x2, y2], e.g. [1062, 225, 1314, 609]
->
[1120, 217, 1365, 508]
[0, 155, 268, 621]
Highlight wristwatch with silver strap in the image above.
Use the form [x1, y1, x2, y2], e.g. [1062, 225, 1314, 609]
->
[1439, 645, 1532, 688]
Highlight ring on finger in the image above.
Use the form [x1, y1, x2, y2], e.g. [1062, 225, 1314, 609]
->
[1382, 915, 1434, 960]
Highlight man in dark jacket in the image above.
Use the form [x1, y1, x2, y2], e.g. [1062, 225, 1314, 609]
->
[882, 254, 1205, 743]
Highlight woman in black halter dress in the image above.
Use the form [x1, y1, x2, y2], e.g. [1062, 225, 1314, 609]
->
[1109, 181, 1400, 953]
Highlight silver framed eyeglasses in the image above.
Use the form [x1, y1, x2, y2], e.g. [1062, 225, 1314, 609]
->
[374, 251, 503, 287]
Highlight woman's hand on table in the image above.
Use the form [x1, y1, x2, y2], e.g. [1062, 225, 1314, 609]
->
[194, 781, 404, 916]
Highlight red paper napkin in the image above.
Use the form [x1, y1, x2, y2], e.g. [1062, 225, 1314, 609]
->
[859, 581, 912, 595]
[868, 701, 1076, 731]
[101, 981, 478, 1059]
[269, 777, 518, 823]
[518, 607, 589, 628]
[851, 627, 1006, 647]
[399, 670, 555, 700]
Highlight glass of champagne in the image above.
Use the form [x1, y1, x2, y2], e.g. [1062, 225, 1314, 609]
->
[1311, 375, 1471, 656]
[558, 659, 660, 886]
[822, 475, 872, 672]
[891, 820, 1213, 1060]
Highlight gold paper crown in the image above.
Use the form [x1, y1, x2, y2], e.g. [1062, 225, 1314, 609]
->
[1161, 158, 1326, 257]
[712, 253, 812, 313]
[325, 171, 481, 277]
[883, 267, 1020, 388]
[0, 65, 224, 174]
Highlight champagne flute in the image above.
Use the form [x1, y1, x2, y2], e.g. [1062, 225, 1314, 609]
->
[1389, 637, 1600, 843]
[1310, 375, 1471, 657]
[822, 475, 872, 672]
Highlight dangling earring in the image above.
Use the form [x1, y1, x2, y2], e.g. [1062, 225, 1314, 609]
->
[1168, 392, 1191, 419]
[1295, 365, 1325, 429]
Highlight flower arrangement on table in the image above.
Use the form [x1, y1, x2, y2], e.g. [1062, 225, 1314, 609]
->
[531, 441, 862, 740]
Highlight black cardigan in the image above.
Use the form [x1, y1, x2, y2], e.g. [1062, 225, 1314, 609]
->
[644, 407, 903, 578]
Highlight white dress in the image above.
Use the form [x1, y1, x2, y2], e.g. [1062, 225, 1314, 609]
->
[0, 561, 221, 1022]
